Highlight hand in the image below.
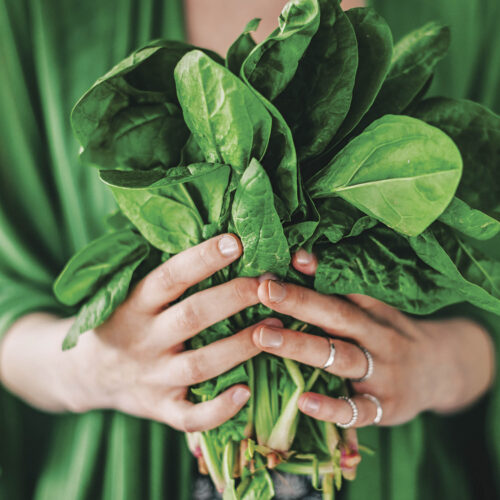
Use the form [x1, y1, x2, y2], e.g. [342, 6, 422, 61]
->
[0, 234, 273, 434]
[251, 250, 495, 428]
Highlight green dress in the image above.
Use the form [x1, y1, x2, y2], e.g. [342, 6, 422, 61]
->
[0, 0, 498, 498]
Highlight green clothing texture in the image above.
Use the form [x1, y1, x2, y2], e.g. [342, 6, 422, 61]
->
[0, 0, 499, 499]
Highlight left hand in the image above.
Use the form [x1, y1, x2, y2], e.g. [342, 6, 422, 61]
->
[252, 250, 495, 429]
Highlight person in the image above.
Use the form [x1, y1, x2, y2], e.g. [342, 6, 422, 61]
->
[0, 1, 499, 499]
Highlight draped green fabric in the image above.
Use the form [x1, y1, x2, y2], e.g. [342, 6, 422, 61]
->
[0, 0, 499, 498]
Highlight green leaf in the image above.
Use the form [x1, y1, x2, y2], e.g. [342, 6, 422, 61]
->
[100, 163, 229, 189]
[408, 226, 500, 314]
[314, 227, 464, 315]
[226, 18, 261, 75]
[175, 51, 273, 175]
[232, 159, 290, 277]
[307, 115, 463, 236]
[360, 21, 450, 123]
[332, 7, 393, 144]
[111, 185, 203, 254]
[439, 197, 500, 241]
[54, 229, 149, 306]
[80, 103, 189, 170]
[241, 0, 320, 101]
[275, 0, 358, 161]
[72, 41, 220, 169]
[411, 97, 500, 218]
[62, 256, 147, 350]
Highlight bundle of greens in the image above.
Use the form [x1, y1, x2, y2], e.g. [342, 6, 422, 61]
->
[54, 0, 500, 497]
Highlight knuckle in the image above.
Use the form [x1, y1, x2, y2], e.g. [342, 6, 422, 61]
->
[181, 414, 199, 433]
[233, 278, 257, 305]
[175, 300, 199, 332]
[158, 262, 178, 291]
[183, 353, 205, 385]
[198, 242, 219, 269]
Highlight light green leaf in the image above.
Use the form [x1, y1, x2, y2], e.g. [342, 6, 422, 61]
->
[308, 115, 463, 236]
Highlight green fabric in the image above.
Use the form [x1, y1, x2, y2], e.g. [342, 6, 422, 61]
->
[0, 0, 499, 499]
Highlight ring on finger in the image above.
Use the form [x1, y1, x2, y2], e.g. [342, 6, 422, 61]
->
[322, 337, 336, 370]
[337, 396, 358, 429]
[352, 346, 374, 383]
[361, 393, 383, 425]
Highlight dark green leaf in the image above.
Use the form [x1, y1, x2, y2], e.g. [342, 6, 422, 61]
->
[232, 159, 290, 277]
[308, 115, 463, 236]
[54, 229, 149, 306]
[275, 0, 358, 161]
[241, 0, 320, 101]
[62, 256, 147, 350]
[80, 103, 189, 170]
[226, 18, 260, 75]
[332, 7, 393, 144]
[411, 97, 500, 218]
[100, 163, 229, 189]
[360, 22, 450, 124]
[408, 226, 500, 314]
[175, 51, 272, 175]
[314, 227, 464, 314]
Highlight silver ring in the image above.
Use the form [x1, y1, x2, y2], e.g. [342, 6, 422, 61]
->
[322, 338, 336, 370]
[361, 393, 383, 425]
[337, 396, 358, 429]
[352, 346, 373, 383]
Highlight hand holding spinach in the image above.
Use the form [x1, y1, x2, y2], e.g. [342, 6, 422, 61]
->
[55, 0, 500, 497]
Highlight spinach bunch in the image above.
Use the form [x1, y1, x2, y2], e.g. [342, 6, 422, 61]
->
[55, 0, 500, 498]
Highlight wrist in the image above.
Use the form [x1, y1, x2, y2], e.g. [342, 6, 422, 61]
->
[424, 318, 495, 415]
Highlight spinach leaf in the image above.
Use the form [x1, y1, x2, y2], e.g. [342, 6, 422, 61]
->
[80, 103, 189, 170]
[111, 185, 203, 254]
[226, 18, 260, 75]
[232, 159, 290, 277]
[408, 226, 500, 314]
[411, 97, 500, 218]
[54, 229, 149, 306]
[307, 115, 463, 236]
[331, 7, 393, 144]
[439, 197, 500, 241]
[314, 198, 377, 245]
[62, 256, 147, 350]
[99, 163, 229, 189]
[314, 227, 465, 315]
[275, 0, 358, 161]
[241, 0, 320, 101]
[175, 51, 272, 175]
[72, 41, 221, 169]
[359, 22, 450, 125]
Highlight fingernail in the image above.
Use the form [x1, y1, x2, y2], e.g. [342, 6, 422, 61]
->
[218, 235, 239, 257]
[259, 326, 283, 348]
[268, 280, 286, 303]
[295, 249, 313, 265]
[232, 387, 250, 405]
[258, 272, 278, 283]
[302, 395, 321, 414]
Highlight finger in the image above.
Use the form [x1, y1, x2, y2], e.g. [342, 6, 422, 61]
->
[252, 325, 369, 380]
[165, 385, 251, 433]
[130, 234, 242, 313]
[298, 393, 384, 428]
[348, 294, 412, 333]
[258, 280, 381, 343]
[163, 319, 283, 386]
[152, 277, 259, 348]
[292, 249, 318, 276]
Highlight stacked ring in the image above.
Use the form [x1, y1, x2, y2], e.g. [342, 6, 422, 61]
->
[352, 346, 374, 383]
[337, 396, 358, 429]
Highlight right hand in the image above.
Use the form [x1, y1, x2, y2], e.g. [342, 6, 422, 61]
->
[67, 234, 275, 432]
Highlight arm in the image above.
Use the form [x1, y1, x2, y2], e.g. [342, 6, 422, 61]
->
[0, 234, 270, 432]
[251, 250, 495, 427]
